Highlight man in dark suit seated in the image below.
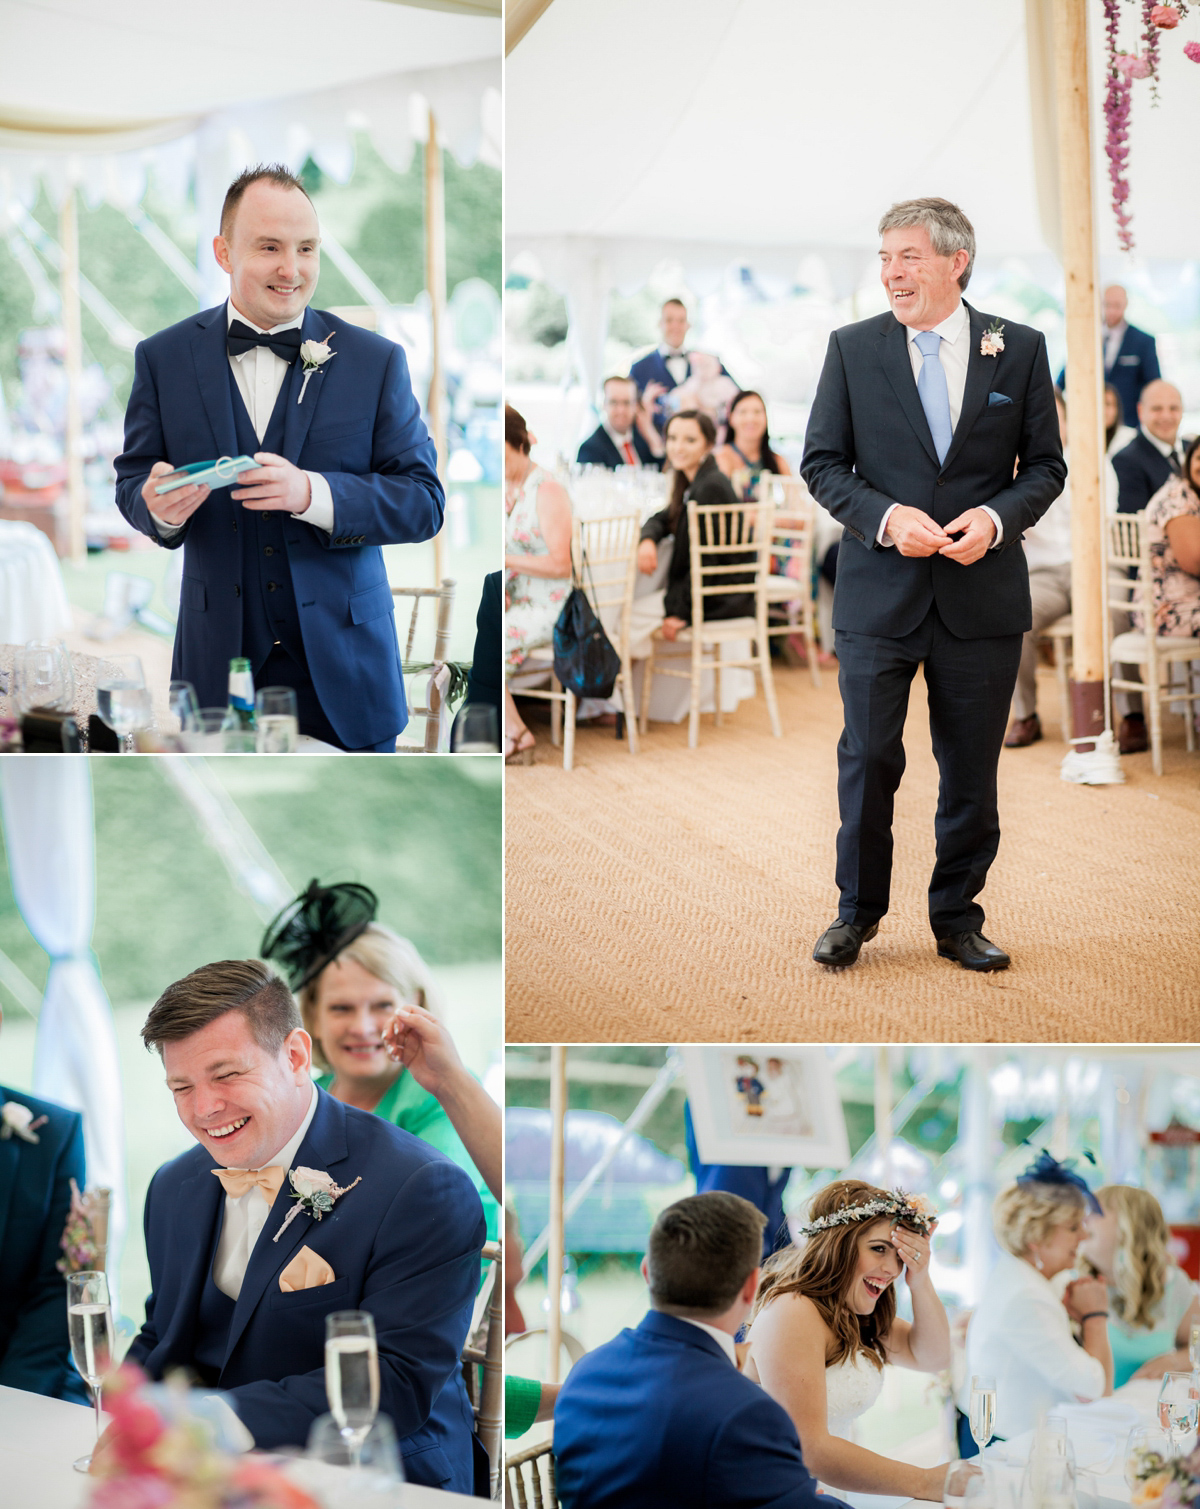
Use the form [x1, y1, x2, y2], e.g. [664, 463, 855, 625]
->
[576, 377, 662, 469]
[0, 1012, 89, 1403]
[554, 1191, 843, 1509]
[116, 960, 485, 1493]
[1058, 283, 1161, 428]
[630, 299, 733, 433]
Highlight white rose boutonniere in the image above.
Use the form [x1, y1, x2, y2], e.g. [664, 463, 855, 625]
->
[273, 1164, 362, 1242]
[298, 334, 336, 404]
[981, 319, 1005, 358]
[1, 1101, 48, 1143]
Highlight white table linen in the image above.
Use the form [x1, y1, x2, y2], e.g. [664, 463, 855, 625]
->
[0, 520, 71, 643]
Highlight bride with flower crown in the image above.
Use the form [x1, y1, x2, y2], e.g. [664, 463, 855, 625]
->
[743, 1179, 958, 1502]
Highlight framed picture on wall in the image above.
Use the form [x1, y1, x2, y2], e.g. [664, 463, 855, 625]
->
[681, 1046, 850, 1167]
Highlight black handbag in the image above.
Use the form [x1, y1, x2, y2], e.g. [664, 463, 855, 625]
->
[552, 553, 622, 699]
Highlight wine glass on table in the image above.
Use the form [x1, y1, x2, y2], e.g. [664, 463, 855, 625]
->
[97, 655, 148, 753]
[67, 1270, 114, 1473]
[255, 687, 299, 752]
[168, 680, 200, 737]
[13, 639, 73, 715]
[305, 1413, 404, 1506]
[325, 1311, 380, 1473]
[1159, 1371, 1198, 1457]
[970, 1375, 997, 1463]
[1125, 1424, 1171, 1491]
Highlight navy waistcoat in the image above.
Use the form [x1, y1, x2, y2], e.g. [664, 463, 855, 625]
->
[193, 1217, 237, 1387]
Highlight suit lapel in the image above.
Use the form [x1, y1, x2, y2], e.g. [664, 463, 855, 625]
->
[280, 308, 333, 466]
[191, 305, 239, 460]
[940, 302, 991, 473]
[165, 1162, 225, 1355]
[877, 318, 940, 467]
[0, 1103, 20, 1260]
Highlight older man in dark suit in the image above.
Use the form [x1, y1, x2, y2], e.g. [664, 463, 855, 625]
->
[576, 377, 662, 469]
[1059, 284, 1161, 427]
[802, 198, 1065, 973]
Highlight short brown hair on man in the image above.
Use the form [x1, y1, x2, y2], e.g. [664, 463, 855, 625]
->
[141, 959, 301, 1058]
[646, 1191, 766, 1317]
[220, 163, 314, 240]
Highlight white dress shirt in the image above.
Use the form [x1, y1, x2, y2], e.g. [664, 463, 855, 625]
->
[1104, 320, 1128, 373]
[1023, 448, 1120, 571]
[212, 1080, 319, 1300]
[1139, 424, 1183, 471]
[658, 343, 690, 387]
[962, 1250, 1106, 1438]
[602, 421, 641, 465]
[152, 300, 335, 538]
[675, 1314, 737, 1365]
[879, 301, 1003, 550]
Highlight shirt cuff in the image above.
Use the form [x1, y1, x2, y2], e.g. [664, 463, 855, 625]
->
[299, 471, 334, 533]
[149, 510, 186, 540]
[878, 502, 900, 547]
[982, 505, 1004, 548]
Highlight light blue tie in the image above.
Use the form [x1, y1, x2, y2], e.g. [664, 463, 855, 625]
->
[914, 329, 953, 465]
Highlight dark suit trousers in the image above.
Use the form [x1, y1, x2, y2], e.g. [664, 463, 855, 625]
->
[258, 646, 395, 753]
[834, 603, 1022, 937]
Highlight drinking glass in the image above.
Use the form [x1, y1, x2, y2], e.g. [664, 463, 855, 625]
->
[325, 1311, 380, 1472]
[1020, 1450, 1075, 1509]
[304, 1414, 404, 1506]
[67, 1270, 114, 1472]
[451, 702, 500, 753]
[96, 654, 147, 753]
[168, 680, 200, 735]
[945, 1462, 983, 1509]
[255, 687, 299, 753]
[1158, 1371, 1198, 1455]
[970, 1375, 997, 1461]
[1125, 1425, 1171, 1490]
[180, 708, 229, 753]
[13, 639, 73, 714]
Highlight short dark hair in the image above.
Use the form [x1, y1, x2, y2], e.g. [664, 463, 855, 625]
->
[646, 1191, 766, 1317]
[505, 403, 532, 455]
[662, 298, 687, 315]
[142, 959, 301, 1057]
[602, 375, 637, 396]
[220, 163, 314, 240]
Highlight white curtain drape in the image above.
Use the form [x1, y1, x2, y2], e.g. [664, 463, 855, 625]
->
[0, 760, 126, 1302]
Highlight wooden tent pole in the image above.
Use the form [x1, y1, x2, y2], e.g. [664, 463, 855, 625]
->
[424, 107, 447, 586]
[546, 1046, 568, 1385]
[1053, 0, 1106, 745]
[60, 187, 86, 564]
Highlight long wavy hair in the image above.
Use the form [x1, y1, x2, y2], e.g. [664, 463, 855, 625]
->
[1081, 1183, 1172, 1331]
[751, 1179, 913, 1371]
[665, 409, 717, 529]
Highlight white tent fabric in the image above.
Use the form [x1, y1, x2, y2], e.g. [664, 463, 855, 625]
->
[0, 760, 126, 1302]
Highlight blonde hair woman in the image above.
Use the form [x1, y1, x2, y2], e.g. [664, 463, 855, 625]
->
[743, 1179, 953, 1501]
[963, 1152, 1112, 1451]
[1079, 1184, 1200, 1387]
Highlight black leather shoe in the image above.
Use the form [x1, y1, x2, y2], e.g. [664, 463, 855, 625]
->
[1118, 714, 1149, 755]
[812, 919, 878, 967]
[937, 931, 1010, 971]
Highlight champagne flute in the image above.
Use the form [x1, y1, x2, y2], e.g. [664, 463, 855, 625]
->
[970, 1375, 997, 1462]
[67, 1270, 114, 1472]
[1125, 1425, 1171, 1490]
[97, 654, 147, 753]
[325, 1311, 380, 1472]
[1158, 1371, 1198, 1457]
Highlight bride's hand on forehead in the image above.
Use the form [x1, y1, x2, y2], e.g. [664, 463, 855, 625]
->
[890, 1219, 936, 1278]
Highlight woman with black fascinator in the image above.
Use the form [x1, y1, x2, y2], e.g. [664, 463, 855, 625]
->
[261, 881, 499, 1240]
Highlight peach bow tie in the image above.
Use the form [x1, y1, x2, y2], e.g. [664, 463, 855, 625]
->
[212, 1165, 286, 1204]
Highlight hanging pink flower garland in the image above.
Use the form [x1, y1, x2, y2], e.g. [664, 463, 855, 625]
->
[1102, 0, 1197, 251]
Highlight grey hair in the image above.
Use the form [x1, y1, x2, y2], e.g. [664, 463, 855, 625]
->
[878, 198, 976, 292]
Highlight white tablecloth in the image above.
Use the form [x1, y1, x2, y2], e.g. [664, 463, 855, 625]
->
[0, 520, 71, 642]
[0, 1385, 476, 1507]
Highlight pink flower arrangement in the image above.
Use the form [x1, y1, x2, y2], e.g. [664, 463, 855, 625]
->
[1186, 38, 1200, 57]
[1115, 51, 1154, 75]
[1150, 5, 1180, 26]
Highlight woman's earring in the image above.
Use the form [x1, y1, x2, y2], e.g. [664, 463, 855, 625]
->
[1033, 1252, 1045, 1272]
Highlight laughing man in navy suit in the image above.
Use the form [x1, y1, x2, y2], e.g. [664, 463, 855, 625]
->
[802, 199, 1065, 973]
[554, 1192, 843, 1509]
[115, 165, 444, 752]
[120, 961, 484, 1494]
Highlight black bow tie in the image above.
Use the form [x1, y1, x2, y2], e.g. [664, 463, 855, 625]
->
[227, 320, 303, 363]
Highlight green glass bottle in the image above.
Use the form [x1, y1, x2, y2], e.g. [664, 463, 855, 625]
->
[225, 657, 257, 730]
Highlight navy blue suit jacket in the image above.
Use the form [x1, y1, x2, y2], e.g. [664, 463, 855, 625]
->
[554, 1311, 839, 1509]
[801, 302, 1065, 640]
[0, 1084, 89, 1403]
[1059, 322, 1160, 428]
[684, 1103, 791, 1259]
[127, 1087, 485, 1493]
[1111, 430, 1179, 515]
[114, 304, 444, 749]
[630, 350, 735, 432]
[575, 425, 659, 470]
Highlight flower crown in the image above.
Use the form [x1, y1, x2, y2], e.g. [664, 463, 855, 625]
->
[797, 1189, 937, 1238]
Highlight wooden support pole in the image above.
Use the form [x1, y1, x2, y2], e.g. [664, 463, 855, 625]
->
[424, 107, 448, 587]
[874, 1048, 894, 1187]
[1053, 0, 1107, 745]
[546, 1046, 568, 1385]
[59, 188, 86, 564]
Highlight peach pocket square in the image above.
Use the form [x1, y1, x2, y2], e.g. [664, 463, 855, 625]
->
[278, 1245, 337, 1292]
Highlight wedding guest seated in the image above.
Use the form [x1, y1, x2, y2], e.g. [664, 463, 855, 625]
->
[631, 298, 733, 432]
[1005, 392, 1118, 747]
[554, 1191, 844, 1509]
[635, 411, 755, 646]
[263, 878, 499, 1239]
[120, 959, 485, 1493]
[961, 1151, 1111, 1456]
[1105, 383, 1137, 461]
[504, 403, 572, 762]
[744, 1180, 954, 1500]
[1078, 1184, 1200, 1388]
[714, 390, 793, 500]
[0, 1005, 89, 1403]
[1113, 380, 1186, 515]
[576, 376, 663, 469]
[1135, 436, 1200, 643]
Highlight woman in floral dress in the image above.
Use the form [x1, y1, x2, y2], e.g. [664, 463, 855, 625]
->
[1140, 436, 1200, 639]
[504, 404, 573, 760]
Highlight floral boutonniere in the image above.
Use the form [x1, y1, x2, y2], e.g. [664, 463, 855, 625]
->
[298, 334, 336, 404]
[273, 1165, 361, 1242]
[57, 1178, 100, 1274]
[981, 319, 1005, 358]
[0, 1100, 47, 1143]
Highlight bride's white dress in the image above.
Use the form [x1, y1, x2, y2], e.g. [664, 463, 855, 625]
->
[824, 1351, 885, 1440]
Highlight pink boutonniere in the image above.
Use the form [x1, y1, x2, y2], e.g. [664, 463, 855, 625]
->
[298, 335, 336, 404]
[272, 1165, 361, 1242]
[980, 320, 1005, 358]
[0, 1100, 48, 1142]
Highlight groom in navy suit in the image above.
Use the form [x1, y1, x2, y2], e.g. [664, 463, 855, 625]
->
[802, 199, 1065, 972]
[120, 960, 485, 1494]
[115, 165, 444, 751]
[554, 1192, 841, 1509]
